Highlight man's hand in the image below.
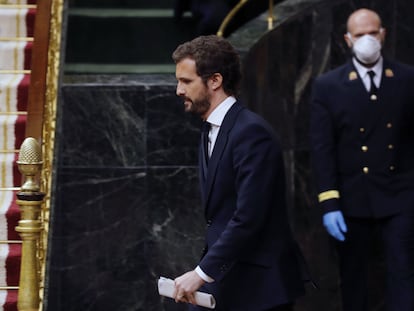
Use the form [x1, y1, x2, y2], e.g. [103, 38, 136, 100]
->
[174, 270, 205, 305]
[323, 211, 348, 241]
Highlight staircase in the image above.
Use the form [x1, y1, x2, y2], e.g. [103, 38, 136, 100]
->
[0, 1, 35, 310]
[65, 0, 196, 74]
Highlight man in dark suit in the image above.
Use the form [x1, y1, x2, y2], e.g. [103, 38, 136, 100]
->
[310, 8, 414, 311]
[172, 35, 306, 310]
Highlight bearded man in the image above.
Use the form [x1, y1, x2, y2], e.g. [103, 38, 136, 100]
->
[171, 35, 308, 311]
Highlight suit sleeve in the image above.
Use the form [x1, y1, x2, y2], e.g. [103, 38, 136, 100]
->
[310, 78, 341, 213]
[199, 121, 284, 281]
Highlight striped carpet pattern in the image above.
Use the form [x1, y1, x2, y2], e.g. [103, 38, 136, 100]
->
[0, 1, 36, 309]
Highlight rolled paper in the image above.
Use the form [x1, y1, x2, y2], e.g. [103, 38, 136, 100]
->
[157, 277, 216, 309]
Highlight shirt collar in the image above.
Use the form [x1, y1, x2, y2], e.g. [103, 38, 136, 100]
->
[206, 96, 236, 127]
[352, 56, 383, 79]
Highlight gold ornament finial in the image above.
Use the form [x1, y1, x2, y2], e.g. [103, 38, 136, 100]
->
[17, 137, 42, 164]
[17, 137, 43, 192]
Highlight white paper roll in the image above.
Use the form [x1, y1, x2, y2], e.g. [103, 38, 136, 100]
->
[157, 277, 216, 309]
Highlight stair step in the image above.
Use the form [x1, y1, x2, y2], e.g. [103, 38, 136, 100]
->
[65, 8, 195, 66]
[69, 0, 174, 9]
[0, 41, 32, 71]
[0, 8, 35, 38]
[64, 63, 176, 74]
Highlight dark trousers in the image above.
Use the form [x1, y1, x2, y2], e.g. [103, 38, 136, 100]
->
[336, 209, 414, 311]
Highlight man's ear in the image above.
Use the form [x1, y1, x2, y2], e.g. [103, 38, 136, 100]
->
[380, 27, 386, 45]
[209, 73, 223, 91]
[344, 32, 353, 48]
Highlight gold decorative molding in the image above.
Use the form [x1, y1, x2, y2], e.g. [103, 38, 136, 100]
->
[38, 0, 64, 309]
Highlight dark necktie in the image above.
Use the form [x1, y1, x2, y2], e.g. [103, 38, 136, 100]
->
[201, 121, 210, 165]
[367, 70, 378, 100]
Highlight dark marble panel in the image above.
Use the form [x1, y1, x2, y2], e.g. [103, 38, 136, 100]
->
[48, 166, 203, 311]
[146, 89, 201, 167]
[60, 75, 200, 168]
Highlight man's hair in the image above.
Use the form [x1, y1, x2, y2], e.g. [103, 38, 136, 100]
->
[172, 35, 242, 96]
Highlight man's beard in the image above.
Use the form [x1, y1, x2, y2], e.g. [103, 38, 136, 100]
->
[185, 93, 211, 117]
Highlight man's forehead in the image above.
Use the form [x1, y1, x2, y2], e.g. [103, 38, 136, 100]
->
[348, 10, 381, 32]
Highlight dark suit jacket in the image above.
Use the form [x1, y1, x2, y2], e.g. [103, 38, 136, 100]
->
[310, 59, 414, 218]
[196, 102, 305, 310]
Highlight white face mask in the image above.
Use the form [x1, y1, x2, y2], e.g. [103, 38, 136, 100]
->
[348, 33, 382, 64]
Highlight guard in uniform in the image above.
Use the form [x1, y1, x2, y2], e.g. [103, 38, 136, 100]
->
[310, 9, 414, 311]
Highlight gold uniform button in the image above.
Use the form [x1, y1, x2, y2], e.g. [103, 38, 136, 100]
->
[360, 127, 365, 133]
[386, 123, 393, 128]
[361, 146, 368, 152]
[363, 167, 369, 174]
[388, 144, 394, 150]
[390, 166, 395, 171]
[370, 94, 377, 101]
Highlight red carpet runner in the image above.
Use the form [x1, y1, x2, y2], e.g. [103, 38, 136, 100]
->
[0, 1, 36, 310]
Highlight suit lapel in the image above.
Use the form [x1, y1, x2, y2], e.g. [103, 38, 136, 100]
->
[203, 103, 244, 211]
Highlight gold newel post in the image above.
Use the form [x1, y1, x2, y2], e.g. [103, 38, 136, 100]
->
[15, 137, 45, 311]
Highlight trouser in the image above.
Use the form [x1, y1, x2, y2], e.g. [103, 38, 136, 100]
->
[336, 209, 414, 311]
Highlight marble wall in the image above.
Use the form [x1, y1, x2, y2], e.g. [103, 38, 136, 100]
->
[47, 75, 205, 311]
[46, 0, 414, 310]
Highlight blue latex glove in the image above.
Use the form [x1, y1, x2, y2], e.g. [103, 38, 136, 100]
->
[323, 211, 347, 241]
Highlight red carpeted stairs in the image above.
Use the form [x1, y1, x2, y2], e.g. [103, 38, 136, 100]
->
[0, 0, 36, 310]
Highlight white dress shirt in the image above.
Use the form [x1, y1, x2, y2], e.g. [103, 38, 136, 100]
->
[205, 96, 236, 157]
[352, 56, 383, 91]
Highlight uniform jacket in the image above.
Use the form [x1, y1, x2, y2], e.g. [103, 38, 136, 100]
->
[196, 102, 305, 310]
[311, 59, 414, 218]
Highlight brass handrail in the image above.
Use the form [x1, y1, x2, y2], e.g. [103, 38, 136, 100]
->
[217, 0, 276, 37]
[217, 0, 249, 37]
[267, 0, 275, 29]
